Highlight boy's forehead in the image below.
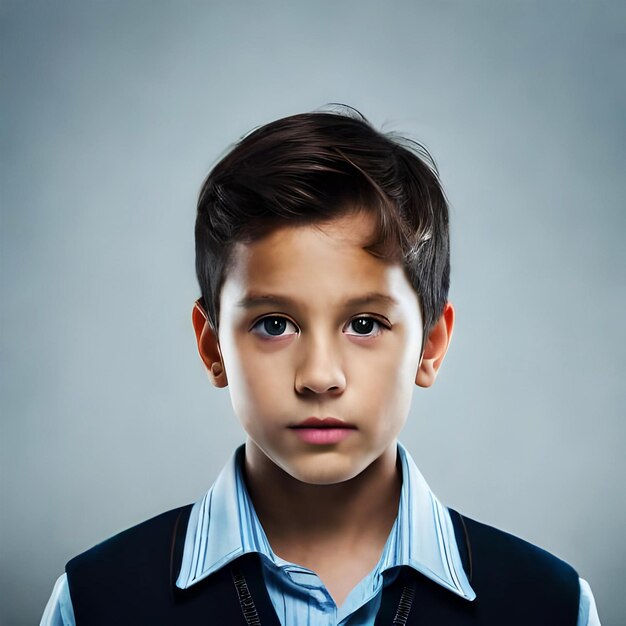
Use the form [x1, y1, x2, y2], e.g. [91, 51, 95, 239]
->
[221, 213, 420, 314]
[229, 213, 382, 283]
[237, 211, 377, 257]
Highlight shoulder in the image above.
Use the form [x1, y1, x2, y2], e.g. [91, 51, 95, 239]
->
[453, 508, 579, 579]
[63, 505, 273, 625]
[449, 508, 581, 625]
[66, 504, 193, 586]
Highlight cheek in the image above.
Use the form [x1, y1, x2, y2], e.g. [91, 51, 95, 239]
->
[350, 338, 418, 423]
[226, 341, 293, 418]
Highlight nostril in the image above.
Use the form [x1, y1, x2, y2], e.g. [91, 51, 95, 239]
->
[297, 383, 344, 397]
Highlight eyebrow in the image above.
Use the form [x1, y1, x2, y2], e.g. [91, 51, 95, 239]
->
[236, 294, 293, 309]
[236, 292, 398, 310]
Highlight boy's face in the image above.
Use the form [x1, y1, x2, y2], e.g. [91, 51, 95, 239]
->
[196, 212, 444, 485]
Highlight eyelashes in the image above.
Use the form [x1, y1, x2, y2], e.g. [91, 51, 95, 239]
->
[345, 317, 383, 336]
[251, 316, 299, 338]
[249, 315, 390, 339]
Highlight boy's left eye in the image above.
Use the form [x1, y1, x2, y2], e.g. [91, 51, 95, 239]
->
[344, 317, 388, 337]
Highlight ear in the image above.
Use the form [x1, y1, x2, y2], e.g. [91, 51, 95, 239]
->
[416, 301, 455, 388]
[192, 300, 228, 388]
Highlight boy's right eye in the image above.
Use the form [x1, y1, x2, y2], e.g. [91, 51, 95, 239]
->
[250, 316, 299, 338]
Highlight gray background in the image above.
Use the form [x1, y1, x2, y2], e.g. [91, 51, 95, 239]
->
[1, 1, 624, 624]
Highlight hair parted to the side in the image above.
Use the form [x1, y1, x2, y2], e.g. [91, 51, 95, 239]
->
[195, 105, 450, 342]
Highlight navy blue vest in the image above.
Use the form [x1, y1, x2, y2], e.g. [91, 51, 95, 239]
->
[66, 505, 580, 625]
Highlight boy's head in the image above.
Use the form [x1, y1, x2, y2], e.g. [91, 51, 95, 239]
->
[192, 107, 454, 485]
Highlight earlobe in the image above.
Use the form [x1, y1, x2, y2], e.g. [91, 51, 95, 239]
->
[192, 300, 228, 388]
[416, 302, 455, 388]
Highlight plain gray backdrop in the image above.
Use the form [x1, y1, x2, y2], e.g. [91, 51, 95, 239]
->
[1, 1, 624, 624]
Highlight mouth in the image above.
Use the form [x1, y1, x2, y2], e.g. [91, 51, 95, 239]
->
[289, 417, 357, 445]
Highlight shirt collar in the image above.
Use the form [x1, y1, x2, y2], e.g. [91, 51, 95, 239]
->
[176, 442, 475, 602]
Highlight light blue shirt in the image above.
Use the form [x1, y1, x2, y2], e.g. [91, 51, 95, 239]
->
[41, 442, 601, 625]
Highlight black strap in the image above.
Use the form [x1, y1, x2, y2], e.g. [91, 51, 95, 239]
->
[448, 507, 473, 581]
[228, 555, 282, 626]
[373, 568, 420, 625]
[391, 580, 417, 625]
[231, 566, 262, 626]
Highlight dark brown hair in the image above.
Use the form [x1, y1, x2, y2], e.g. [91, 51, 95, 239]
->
[195, 105, 450, 341]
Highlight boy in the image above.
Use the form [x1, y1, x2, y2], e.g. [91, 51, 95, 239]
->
[41, 107, 601, 625]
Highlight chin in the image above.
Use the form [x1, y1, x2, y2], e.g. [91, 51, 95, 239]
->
[283, 454, 366, 486]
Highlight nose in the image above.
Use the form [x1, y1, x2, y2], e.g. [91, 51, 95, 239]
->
[294, 335, 346, 397]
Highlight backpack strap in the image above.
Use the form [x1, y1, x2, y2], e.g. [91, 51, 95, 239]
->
[449, 507, 473, 582]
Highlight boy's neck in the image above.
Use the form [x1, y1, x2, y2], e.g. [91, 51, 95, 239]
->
[242, 441, 402, 555]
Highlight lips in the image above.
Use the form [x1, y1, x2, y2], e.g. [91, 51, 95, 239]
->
[289, 417, 356, 445]
[291, 417, 356, 429]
